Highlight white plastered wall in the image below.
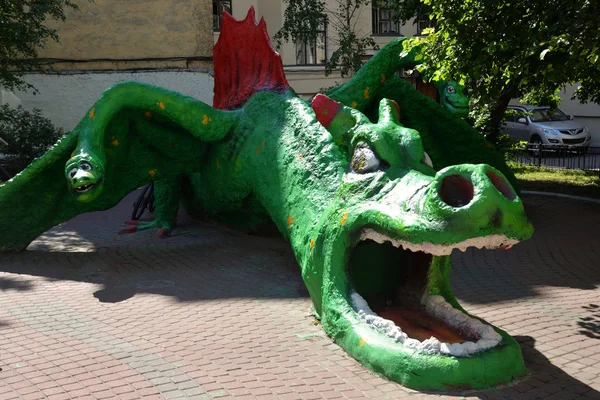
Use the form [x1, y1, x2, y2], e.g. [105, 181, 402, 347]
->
[558, 85, 600, 146]
[15, 71, 214, 131]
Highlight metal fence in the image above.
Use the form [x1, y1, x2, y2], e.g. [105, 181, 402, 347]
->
[506, 145, 600, 171]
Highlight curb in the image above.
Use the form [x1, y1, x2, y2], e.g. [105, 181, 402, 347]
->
[521, 190, 600, 205]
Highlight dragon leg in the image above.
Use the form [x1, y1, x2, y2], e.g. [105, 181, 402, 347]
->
[121, 176, 183, 237]
[0, 82, 238, 251]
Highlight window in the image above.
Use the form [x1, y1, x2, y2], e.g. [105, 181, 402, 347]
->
[372, 6, 400, 35]
[295, 22, 327, 65]
[417, 19, 433, 36]
[213, 0, 231, 32]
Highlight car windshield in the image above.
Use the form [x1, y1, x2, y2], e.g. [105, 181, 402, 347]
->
[530, 108, 569, 122]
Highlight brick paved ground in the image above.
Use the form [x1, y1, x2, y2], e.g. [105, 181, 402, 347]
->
[0, 191, 599, 400]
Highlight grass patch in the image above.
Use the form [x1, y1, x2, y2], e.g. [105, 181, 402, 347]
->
[508, 162, 600, 200]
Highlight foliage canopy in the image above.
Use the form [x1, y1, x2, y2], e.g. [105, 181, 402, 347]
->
[0, 0, 78, 92]
[408, 0, 600, 139]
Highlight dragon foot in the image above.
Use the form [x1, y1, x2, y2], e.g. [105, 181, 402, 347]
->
[119, 220, 173, 238]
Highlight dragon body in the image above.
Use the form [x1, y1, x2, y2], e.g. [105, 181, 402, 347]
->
[0, 9, 533, 390]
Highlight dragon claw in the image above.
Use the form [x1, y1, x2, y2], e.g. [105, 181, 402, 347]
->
[119, 226, 138, 234]
[155, 228, 171, 238]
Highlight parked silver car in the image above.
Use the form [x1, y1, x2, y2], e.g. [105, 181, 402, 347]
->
[502, 104, 592, 150]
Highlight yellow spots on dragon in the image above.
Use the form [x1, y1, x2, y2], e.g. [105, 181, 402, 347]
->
[148, 169, 157, 178]
[157, 101, 165, 110]
[144, 111, 152, 120]
[380, 74, 386, 83]
[288, 215, 294, 228]
[340, 210, 349, 226]
[296, 154, 304, 160]
[111, 137, 119, 147]
[202, 114, 212, 125]
[363, 87, 370, 99]
[88, 108, 96, 119]
[216, 159, 221, 169]
[351, 101, 357, 109]
[359, 338, 367, 347]
[70, 152, 75, 158]
[309, 239, 315, 250]
[256, 141, 265, 154]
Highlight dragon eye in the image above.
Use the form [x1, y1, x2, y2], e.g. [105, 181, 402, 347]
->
[80, 161, 92, 171]
[351, 143, 380, 173]
[69, 167, 78, 178]
[446, 85, 456, 94]
[421, 151, 433, 168]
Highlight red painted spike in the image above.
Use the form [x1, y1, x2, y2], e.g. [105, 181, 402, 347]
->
[311, 94, 343, 128]
[213, 7, 290, 110]
[389, 100, 401, 120]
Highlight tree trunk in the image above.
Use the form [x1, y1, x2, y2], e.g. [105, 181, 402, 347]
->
[488, 85, 518, 142]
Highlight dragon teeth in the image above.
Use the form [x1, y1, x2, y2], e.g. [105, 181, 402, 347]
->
[359, 229, 519, 256]
[351, 292, 502, 357]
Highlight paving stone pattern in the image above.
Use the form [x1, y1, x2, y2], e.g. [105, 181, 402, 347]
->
[0, 191, 599, 399]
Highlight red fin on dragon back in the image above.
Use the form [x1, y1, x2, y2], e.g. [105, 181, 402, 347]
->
[213, 7, 290, 110]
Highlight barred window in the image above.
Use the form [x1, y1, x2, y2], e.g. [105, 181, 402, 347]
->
[295, 21, 327, 65]
[372, 6, 400, 35]
[213, 0, 232, 32]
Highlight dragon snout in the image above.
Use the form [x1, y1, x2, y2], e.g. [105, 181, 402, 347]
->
[436, 167, 515, 209]
[424, 164, 531, 239]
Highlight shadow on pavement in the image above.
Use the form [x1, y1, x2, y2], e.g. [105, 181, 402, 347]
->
[578, 304, 600, 340]
[452, 195, 600, 305]
[423, 336, 600, 399]
[0, 277, 33, 291]
[0, 237, 308, 304]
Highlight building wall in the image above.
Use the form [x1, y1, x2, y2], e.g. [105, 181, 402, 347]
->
[39, 0, 213, 71]
[558, 85, 600, 146]
[14, 0, 216, 131]
[17, 72, 214, 131]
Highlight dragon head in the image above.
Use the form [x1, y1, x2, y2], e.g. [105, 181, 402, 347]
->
[436, 80, 469, 117]
[65, 153, 105, 202]
[305, 95, 533, 389]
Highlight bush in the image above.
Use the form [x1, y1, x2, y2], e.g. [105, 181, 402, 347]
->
[0, 104, 65, 172]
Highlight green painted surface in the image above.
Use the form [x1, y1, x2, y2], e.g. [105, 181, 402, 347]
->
[0, 37, 533, 390]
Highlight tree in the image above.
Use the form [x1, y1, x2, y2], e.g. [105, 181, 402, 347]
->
[406, 0, 600, 142]
[0, 0, 79, 93]
[274, 0, 377, 78]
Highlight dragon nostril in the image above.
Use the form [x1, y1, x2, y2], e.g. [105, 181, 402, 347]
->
[486, 171, 516, 201]
[439, 174, 474, 208]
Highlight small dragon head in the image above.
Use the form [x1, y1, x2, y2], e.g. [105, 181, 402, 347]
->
[305, 94, 533, 389]
[435, 80, 469, 117]
[65, 153, 105, 202]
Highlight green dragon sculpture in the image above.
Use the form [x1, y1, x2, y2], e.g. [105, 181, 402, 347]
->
[0, 9, 533, 390]
[332, 41, 470, 117]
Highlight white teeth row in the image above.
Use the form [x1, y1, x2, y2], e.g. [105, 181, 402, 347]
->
[360, 229, 519, 256]
[351, 293, 502, 357]
[422, 294, 502, 356]
[76, 184, 94, 193]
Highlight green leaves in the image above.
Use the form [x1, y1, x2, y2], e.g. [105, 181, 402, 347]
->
[411, 0, 600, 142]
[0, 0, 80, 92]
[0, 104, 65, 172]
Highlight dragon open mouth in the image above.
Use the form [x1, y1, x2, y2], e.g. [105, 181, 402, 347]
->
[347, 229, 516, 357]
[74, 183, 96, 194]
[443, 100, 469, 114]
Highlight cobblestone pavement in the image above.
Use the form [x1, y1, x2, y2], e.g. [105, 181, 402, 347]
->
[0, 191, 599, 400]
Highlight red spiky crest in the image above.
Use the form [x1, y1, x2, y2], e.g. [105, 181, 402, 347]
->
[213, 7, 290, 110]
